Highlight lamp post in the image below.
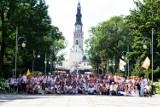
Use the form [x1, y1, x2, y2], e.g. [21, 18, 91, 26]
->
[151, 28, 154, 83]
[44, 53, 53, 74]
[44, 53, 47, 74]
[113, 55, 115, 74]
[32, 50, 40, 72]
[142, 29, 154, 82]
[15, 27, 27, 77]
[32, 50, 36, 72]
[48, 61, 52, 73]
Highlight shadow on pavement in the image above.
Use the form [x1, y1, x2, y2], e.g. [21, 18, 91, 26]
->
[0, 94, 52, 104]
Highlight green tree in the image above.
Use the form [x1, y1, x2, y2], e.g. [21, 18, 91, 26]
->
[126, 0, 160, 73]
[0, 0, 66, 77]
[86, 16, 131, 74]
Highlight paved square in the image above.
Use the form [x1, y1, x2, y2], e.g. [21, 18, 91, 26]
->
[0, 94, 160, 107]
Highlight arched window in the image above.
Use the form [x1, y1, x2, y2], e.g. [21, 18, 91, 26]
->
[76, 40, 78, 45]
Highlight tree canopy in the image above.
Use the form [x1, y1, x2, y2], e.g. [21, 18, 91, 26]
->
[0, 0, 66, 78]
[86, 15, 131, 74]
[86, 0, 160, 80]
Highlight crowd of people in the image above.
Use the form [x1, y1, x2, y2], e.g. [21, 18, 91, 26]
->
[5, 72, 152, 96]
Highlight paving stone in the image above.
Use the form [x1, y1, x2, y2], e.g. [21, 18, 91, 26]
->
[0, 94, 160, 107]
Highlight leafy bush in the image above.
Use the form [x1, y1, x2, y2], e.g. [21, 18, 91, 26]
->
[153, 80, 160, 94]
[0, 78, 5, 93]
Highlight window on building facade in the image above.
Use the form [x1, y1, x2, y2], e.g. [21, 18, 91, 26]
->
[76, 40, 78, 45]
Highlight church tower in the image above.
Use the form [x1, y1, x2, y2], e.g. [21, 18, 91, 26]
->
[69, 1, 84, 63]
[73, 1, 84, 51]
[62, 1, 92, 71]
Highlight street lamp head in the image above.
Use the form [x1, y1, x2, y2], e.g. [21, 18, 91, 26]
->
[121, 51, 127, 59]
[44, 61, 47, 64]
[143, 44, 147, 49]
[37, 54, 40, 58]
[22, 42, 26, 48]
[48, 61, 51, 64]
[122, 55, 125, 59]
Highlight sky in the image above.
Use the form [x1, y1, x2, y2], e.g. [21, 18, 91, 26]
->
[45, 0, 136, 59]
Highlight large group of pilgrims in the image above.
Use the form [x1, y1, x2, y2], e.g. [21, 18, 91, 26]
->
[6, 71, 152, 96]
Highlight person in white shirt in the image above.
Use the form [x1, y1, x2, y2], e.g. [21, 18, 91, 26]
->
[37, 74, 42, 83]
[126, 76, 131, 84]
[22, 74, 27, 83]
[47, 74, 52, 87]
[50, 76, 55, 86]
[130, 86, 135, 96]
[134, 86, 140, 97]
[129, 86, 140, 97]
[32, 74, 37, 85]
[72, 84, 78, 94]
[42, 74, 47, 90]
[22, 73, 27, 94]
[68, 84, 73, 94]
[144, 82, 152, 94]
[110, 82, 117, 96]
[143, 76, 149, 86]
[88, 85, 95, 95]
[10, 76, 15, 93]
[84, 82, 89, 94]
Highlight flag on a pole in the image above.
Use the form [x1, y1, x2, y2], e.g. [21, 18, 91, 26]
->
[69, 64, 76, 73]
[26, 69, 31, 76]
[119, 59, 126, 71]
[142, 57, 150, 69]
